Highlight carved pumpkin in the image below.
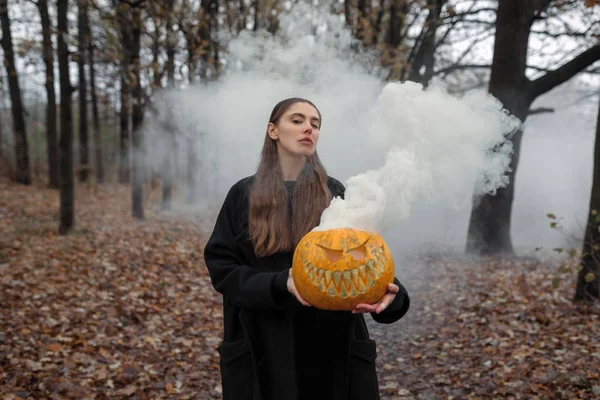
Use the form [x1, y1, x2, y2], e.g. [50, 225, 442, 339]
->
[291, 228, 394, 311]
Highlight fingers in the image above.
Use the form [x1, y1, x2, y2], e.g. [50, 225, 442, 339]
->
[287, 271, 311, 307]
[387, 283, 400, 293]
[375, 300, 389, 314]
[296, 291, 311, 307]
[353, 290, 398, 314]
[352, 304, 377, 314]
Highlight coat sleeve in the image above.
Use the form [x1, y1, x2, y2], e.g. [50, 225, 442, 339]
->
[370, 277, 410, 324]
[203, 183, 296, 310]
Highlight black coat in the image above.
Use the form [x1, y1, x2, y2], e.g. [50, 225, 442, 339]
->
[203, 175, 410, 400]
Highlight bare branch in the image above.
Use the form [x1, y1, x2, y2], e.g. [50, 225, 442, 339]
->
[436, 0, 482, 47]
[530, 29, 589, 39]
[456, 18, 496, 27]
[528, 45, 600, 99]
[434, 63, 492, 76]
[441, 7, 497, 22]
[436, 25, 495, 73]
[528, 107, 555, 116]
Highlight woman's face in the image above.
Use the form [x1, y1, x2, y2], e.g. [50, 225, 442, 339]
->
[268, 102, 321, 158]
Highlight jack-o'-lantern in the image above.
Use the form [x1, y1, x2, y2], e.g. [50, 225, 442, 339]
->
[291, 228, 394, 311]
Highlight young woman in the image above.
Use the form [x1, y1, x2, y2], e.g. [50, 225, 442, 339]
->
[203, 98, 410, 400]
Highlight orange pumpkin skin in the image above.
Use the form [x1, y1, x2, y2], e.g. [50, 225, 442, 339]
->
[291, 228, 395, 311]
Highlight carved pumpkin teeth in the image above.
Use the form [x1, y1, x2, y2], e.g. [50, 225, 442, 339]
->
[349, 278, 359, 296]
[333, 271, 342, 288]
[358, 264, 366, 279]
[313, 269, 324, 285]
[308, 262, 386, 297]
[327, 281, 337, 296]
[358, 277, 368, 292]
[367, 272, 375, 287]
[342, 271, 352, 287]
[366, 260, 375, 277]
[318, 278, 327, 292]
[351, 268, 360, 286]
[339, 282, 348, 298]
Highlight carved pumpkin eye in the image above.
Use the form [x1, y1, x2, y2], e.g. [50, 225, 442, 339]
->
[317, 244, 344, 262]
[347, 244, 366, 260]
[347, 238, 369, 260]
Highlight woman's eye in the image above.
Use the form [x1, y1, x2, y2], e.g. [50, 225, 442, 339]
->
[293, 120, 302, 124]
[312, 124, 319, 129]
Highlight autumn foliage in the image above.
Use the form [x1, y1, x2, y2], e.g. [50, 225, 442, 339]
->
[1, 178, 599, 399]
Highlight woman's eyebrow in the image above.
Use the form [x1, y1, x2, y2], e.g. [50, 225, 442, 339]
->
[289, 112, 320, 122]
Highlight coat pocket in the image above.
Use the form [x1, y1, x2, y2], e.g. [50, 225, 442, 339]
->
[217, 339, 255, 399]
[348, 338, 380, 400]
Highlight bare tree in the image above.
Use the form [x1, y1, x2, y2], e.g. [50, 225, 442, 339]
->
[113, 0, 145, 219]
[0, 0, 31, 185]
[406, 0, 446, 85]
[31, 0, 60, 188]
[57, 0, 75, 234]
[161, 0, 176, 210]
[78, 0, 90, 182]
[87, 7, 104, 184]
[117, 1, 131, 184]
[574, 92, 600, 303]
[466, 0, 600, 255]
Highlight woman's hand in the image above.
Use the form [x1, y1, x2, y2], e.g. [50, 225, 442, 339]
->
[352, 283, 399, 314]
[287, 270, 311, 306]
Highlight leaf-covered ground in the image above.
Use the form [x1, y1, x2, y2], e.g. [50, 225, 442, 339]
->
[1, 178, 599, 399]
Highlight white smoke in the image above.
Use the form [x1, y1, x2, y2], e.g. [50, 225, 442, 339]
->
[144, 2, 520, 241]
[315, 80, 520, 233]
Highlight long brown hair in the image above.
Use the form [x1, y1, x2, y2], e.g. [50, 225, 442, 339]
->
[249, 98, 332, 257]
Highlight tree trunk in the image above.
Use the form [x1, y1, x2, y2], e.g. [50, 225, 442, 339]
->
[162, 0, 176, 210]
[185, 30, 197, 84]
[239, 0, 246, 32]
[466, 1, 537, 255]
[0, 97, 4, 167]
[356, 0, 370, 43]
[78, 0, 90, 182]
[186, 137, 199, 203]
[384, 0, 409, 81]
[574, 95, 600, 302]
[38, 0, 59, 188]
[385, 0, 402, 48]
[130, 7, 144, 220]
[253, 0, 260, 31]
[87, 10, 103, 184]
[165, 0, 176, 86]
[344, 0, 352, 31]
[151, 16, 162, 89]
[0, 0, 31, 185]
[119, 66, 130, 183]
[198, 0, 218, 80]
[466, 0, 600, 255]
[57, 0, 75, 234]
[407, 0, 444, 85]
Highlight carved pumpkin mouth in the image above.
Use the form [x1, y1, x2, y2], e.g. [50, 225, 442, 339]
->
[300, 247, 387, 298]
